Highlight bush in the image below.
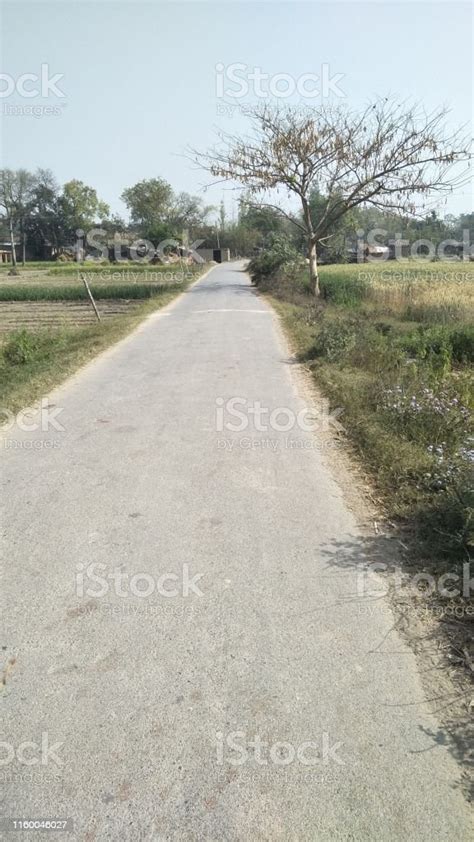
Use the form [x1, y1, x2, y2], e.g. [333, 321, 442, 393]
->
[312, 318, 358, 362]
[450, 326, 474, 364]
[417, 468, 473, 558]
[248, 235, 301, 286]
[309, 316, 403, 370]
[398, 325, 474, 372]
[319, 272, 369, 306]
[3, 330, 41, 365]
[399, 327, 452, 374]
[377, 385, 471, 449]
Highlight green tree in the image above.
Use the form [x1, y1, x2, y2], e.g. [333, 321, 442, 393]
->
[59, 179, 110, 240]
[239, 201, 286, 238]
[121, 178, 174, 242]
[25, 169, 62, 258]
[121, 178, 212, 244]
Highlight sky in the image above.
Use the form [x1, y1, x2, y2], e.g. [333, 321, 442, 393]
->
[0, 0, 472, 222]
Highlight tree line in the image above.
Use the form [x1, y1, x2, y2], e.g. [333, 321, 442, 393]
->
[229, 198, 474, 265]
[0, 170, 218, 273]
[1, 91, 472, 283]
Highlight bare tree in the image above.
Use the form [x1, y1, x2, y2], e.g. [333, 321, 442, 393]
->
[0, 169, 37, 275]
[194, 100, 470, 294]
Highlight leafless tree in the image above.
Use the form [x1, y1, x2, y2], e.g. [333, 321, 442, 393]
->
[194, 99, 470, 294]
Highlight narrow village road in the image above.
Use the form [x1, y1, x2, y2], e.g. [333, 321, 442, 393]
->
[1, 262, 471, 840]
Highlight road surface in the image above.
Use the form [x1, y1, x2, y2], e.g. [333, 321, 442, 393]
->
[1, 262, 471, 840]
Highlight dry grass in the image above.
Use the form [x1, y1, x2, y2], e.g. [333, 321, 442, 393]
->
[368, 278, 473, 323]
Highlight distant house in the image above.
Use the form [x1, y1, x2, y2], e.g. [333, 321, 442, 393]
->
[347, 242, 389, 262]
[0, 242, 21, 264]
[195, 247, 230, 264]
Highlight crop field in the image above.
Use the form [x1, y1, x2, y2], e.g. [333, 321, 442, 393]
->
[0, 300, 143, 332]
[0, 261, 202, 330]
[319, 261, 474, 323]
[0, 260, 197, 286]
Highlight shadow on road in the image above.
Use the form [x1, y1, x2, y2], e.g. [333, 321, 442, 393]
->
[318, 531, 473, 799]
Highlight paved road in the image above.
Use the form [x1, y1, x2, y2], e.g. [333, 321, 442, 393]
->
[1, 262, 471, 840]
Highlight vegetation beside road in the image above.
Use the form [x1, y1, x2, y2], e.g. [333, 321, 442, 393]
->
[0, 282, 190, 301]
[250, 246, 473, 576]
[0, 260, 200, 282]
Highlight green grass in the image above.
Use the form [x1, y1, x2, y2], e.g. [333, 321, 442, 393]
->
[0, 260, 56, 271]
[46, 261, 195, 276]
[0, 283, 185, 301]
[0, 260, 196, 273]
[256, 259, 473, 570]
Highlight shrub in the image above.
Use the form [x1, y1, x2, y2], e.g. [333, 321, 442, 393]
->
[449, 326, 474, 364]
[398, 325, 474, 371]
[417, 467, 473, 558]
[248, 235, 301, 286]
[399, 327, 452, 374]
[319, 272, 369, 306]
[312, 318, 358, 362]
[377, 385, 471, 448]
[3, 330, 41, 365]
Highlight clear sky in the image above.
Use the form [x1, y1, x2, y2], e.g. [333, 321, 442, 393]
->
[1, 0, 472, 221]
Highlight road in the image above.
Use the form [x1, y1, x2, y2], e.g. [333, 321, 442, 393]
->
[1, 261, 471, 840]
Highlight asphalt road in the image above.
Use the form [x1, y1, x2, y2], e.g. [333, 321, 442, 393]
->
[1, 261, 471, 840]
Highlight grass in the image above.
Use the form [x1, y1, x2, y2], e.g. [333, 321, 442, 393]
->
[319, 262, 474, 323]
[0, 260, 194, 272]
[251, 258, 473, 571]
[0, 283, 186, 301]
[46, 261, 195, 277]
[0, 269, 204, 417]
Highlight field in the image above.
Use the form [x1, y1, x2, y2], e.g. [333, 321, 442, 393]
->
[250, 258, 473, 576]
[0, 300, 144, 332]
[0, 261, 205, 416]
[0, 260, 194, 280]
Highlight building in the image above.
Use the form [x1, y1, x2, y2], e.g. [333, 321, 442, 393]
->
[0, 242, 21, 263]
[195, 247, 230, 263]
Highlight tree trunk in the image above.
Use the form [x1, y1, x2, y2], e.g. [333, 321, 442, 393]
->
[308, 239, 320, 296]
[301, 196, 320, 296]
[21, 219, 26, 266]
[8, 218, 19, 276]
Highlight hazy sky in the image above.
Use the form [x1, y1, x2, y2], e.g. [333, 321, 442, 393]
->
[1, 0, 472, 221]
